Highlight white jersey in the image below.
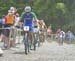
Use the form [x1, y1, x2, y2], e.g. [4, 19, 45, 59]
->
[14, 16, 20, 26]
[59, 31, 65, 38]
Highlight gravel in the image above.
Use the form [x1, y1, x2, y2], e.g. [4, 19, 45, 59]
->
[0, 41, 75, 61]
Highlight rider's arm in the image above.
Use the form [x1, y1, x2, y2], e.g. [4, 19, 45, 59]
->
[31, 12, 37, 21]
[20, 12, 25, 22]
[19, 12, 25, 27]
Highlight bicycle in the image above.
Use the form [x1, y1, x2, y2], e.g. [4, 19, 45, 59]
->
[33, 26, 39, 50]
[39, 30, 45, 45]
[23, 26, 30, 54]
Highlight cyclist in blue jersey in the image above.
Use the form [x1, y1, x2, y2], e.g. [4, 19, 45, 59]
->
[21, 6, 37, 30]
[20, 6, 38, 44]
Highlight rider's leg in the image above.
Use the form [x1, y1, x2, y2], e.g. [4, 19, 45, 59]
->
[11, 29, 16, 47]
[3, 29, 10, 49]
[28, 26, 34, 49]
[28, 31, 34, 45]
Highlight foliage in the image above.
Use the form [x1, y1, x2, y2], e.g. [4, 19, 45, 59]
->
[0, 0, 75, 32]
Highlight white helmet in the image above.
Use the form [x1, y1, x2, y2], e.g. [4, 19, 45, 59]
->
[8, 10, 13, 15]
[10, 7, 15, 10]
[10, 7, 17, 14]
[24, 6, 31, 12]
[8, 10, 11, 13]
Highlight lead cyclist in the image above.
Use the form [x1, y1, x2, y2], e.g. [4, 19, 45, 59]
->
[20, 6, 38, 47]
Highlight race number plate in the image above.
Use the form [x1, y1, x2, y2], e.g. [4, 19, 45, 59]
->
[24, 26, 29, 31]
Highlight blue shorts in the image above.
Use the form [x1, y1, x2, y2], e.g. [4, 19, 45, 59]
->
[23, 24, 33, 31]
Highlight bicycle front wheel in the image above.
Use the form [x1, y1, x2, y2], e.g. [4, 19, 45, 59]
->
[24, 33, 30, 55]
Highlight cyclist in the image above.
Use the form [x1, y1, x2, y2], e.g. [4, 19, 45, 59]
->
[20, 6, 38, 47]
[47, 26, 52, 38]
[38, 20, 46, 31]
[33, 19, 40, 46]
[38, 20, 46, 42]
[33, 19, 39, 33]
[14, 13, 21, 44]
[3, 9, 15, 48]
[14, 13, 20, 27]
[0, 15, 5, 42]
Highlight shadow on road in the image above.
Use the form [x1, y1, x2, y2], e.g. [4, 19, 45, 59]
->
[13, 52, 26, 55]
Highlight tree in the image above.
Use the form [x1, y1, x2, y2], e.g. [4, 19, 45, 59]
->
[0, 0, 75, 32]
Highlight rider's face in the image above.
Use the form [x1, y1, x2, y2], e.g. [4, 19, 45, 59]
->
[26, 12, 30, 15]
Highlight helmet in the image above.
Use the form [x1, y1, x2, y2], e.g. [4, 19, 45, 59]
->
[8, 10, 13, 15]
[8, 10, 11, 13]
[10, 7, 15, 10]
[10, 7, 17, 14]
[24, 6, 31, 12]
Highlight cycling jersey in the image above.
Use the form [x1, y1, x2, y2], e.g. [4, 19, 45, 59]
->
[21, 12, 37, 31]
[38, 23, 45, 30]
[14, 16, 20, 26]
[5, 15, 14, 25]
